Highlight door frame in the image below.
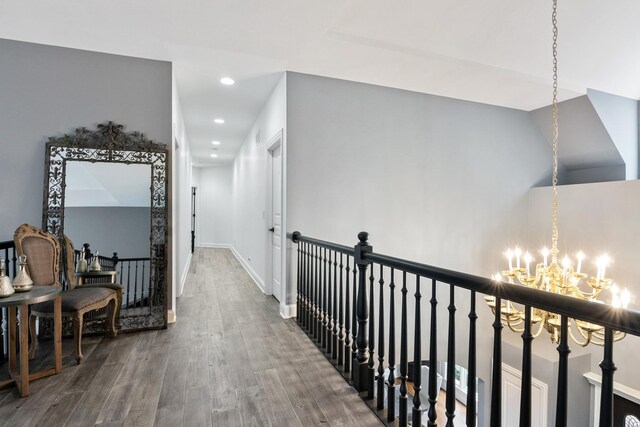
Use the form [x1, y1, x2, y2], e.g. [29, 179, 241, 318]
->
[265, 129, 285, 309]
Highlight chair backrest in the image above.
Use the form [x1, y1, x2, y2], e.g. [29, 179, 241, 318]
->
[61, 234, 78, 289]
[13, 224, 60, 287]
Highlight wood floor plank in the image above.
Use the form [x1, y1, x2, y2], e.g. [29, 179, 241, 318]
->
[256, 368, 301, 427]
[153, 346, 189, 427]
[123, 345, 171, 427]
[96, 334, 154, 425]
[237, 385, 273, 427]
[182, 385, 211, 427]
[64, 334, 139, 426]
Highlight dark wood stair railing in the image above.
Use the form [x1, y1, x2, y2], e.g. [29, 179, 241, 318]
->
[290, 231, 640, 427]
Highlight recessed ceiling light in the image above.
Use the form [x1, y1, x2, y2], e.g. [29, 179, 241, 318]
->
[220, 77, 235, 86]
[211, 140, 221, 145]
[210, 153, 218, 158]
[214, 118, 225, 124]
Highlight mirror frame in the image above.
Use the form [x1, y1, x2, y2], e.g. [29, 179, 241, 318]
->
[42, 121, 168, 330]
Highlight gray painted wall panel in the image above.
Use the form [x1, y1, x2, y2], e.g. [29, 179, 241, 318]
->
[64, 206, 150, 259]
[0, 38, 171, 239]
[286, 72, 554, 426]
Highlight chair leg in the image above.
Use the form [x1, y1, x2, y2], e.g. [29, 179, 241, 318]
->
[114, 291, 122, 329]
[73, 314, 84, 364]
[28, 314, 37, 360]
[108, 297, 118, 338]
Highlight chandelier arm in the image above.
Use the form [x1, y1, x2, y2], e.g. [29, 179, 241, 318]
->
[613, 331, 626, 342]
[569, 322, 591, 347]
[590, 328, 625, 344]
[505, 315, 525, 333]
[531, 318, 547, 338]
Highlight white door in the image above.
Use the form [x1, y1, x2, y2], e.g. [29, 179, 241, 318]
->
[270, 145, 282, 301]
[501, 363, 547, 427]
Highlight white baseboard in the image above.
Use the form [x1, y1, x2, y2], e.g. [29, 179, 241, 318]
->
[229, 246, 267, 294]
[197, 243, 232, 248]
[178, 252, 192, 298]
[168, 309, 176, 324]
[279, 303, 296, 319]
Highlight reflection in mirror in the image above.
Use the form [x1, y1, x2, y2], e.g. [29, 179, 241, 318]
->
[65, 162, 150, 259]
[65, 162, 151, 315]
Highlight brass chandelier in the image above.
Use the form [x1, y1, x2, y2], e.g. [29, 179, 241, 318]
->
[485, 0, 630, 347]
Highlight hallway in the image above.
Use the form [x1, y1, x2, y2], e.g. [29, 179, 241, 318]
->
[181, 248, 383, 426]
[0, 248, 382, 426]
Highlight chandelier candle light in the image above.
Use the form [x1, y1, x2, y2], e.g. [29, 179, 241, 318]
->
[485, 0, 631, 347]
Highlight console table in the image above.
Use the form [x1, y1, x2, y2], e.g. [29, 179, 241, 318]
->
[0, 286, 62, 397]
[75, 270, 118, 285]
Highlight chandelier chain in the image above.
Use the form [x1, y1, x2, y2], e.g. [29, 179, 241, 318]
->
[551, 0, 560, 262]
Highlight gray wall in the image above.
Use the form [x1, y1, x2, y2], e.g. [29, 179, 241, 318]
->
[64, 207, 150, 259]
[285, 72, 554, 426]
[0, 38, 172, 239]
[196, 166, 234, 247]
[587, 88, 639, 180]
[530, 95, 629, 184]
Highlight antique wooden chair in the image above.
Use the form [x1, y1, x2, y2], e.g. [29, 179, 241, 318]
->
[14, 224, 119, 364]
[61, 234, 123, 321]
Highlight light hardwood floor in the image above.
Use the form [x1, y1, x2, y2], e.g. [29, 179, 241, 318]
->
[0, 248, 383, 426]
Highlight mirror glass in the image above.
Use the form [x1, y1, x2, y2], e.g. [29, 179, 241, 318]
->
[64, 162, 151, 259]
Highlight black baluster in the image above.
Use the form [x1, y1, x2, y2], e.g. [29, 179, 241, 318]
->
[313, 245, 319, 340]
[344, 256, 351, 373]
[296, 240, 301, 323]
[367, 264, 376, 399]
[303, 244, 308, 330]
[332, 252, 339, 361]
[316, 245, 322, 343]
[353, 232, 372, 393]
[351, 262, 358, 382]
[318, 248, 327, 348]
[305, 243, 310, 330]
[325, 249, 331, 353]
[337, 253, 344, 367]
[307, 243, 312, 332]
[599, 327, 616, 427]
[445, 284, 456, 427]
[519, 305, 533, 427]
[126, 262, 131, 307]
[466, 291, 477, 427]
[140, 262, 146, 308]
[377, 264, 385, 410]
[427, 279, 438, 426]
[119, 262, 124, 303]
[387, 268, 396, 422]
[11, 251, 17, 278]
[399, 271, 409, 427]
[134, 261, 139, 307]
[413, 275, 423, 426]
[490, 297, 503, 427]
[555, 315, 569, 427]
[298, 242, 307, 330]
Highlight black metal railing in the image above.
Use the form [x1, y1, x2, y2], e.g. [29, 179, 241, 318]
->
[0, 240, 17, 362]
[73, 245, 150, 308]
[290, 231, 640, 427]
[116, 257, 150, 308]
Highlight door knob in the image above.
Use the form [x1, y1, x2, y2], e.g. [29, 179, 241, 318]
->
[269, 227, 275, 232]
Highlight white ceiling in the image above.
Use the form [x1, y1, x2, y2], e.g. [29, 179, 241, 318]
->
[1, 1, 639, 165]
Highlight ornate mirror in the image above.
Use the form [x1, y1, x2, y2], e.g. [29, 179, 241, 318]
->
[43, 121, 168, 331]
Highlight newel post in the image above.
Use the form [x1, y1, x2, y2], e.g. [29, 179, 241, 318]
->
[353, 231, 372, 392]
